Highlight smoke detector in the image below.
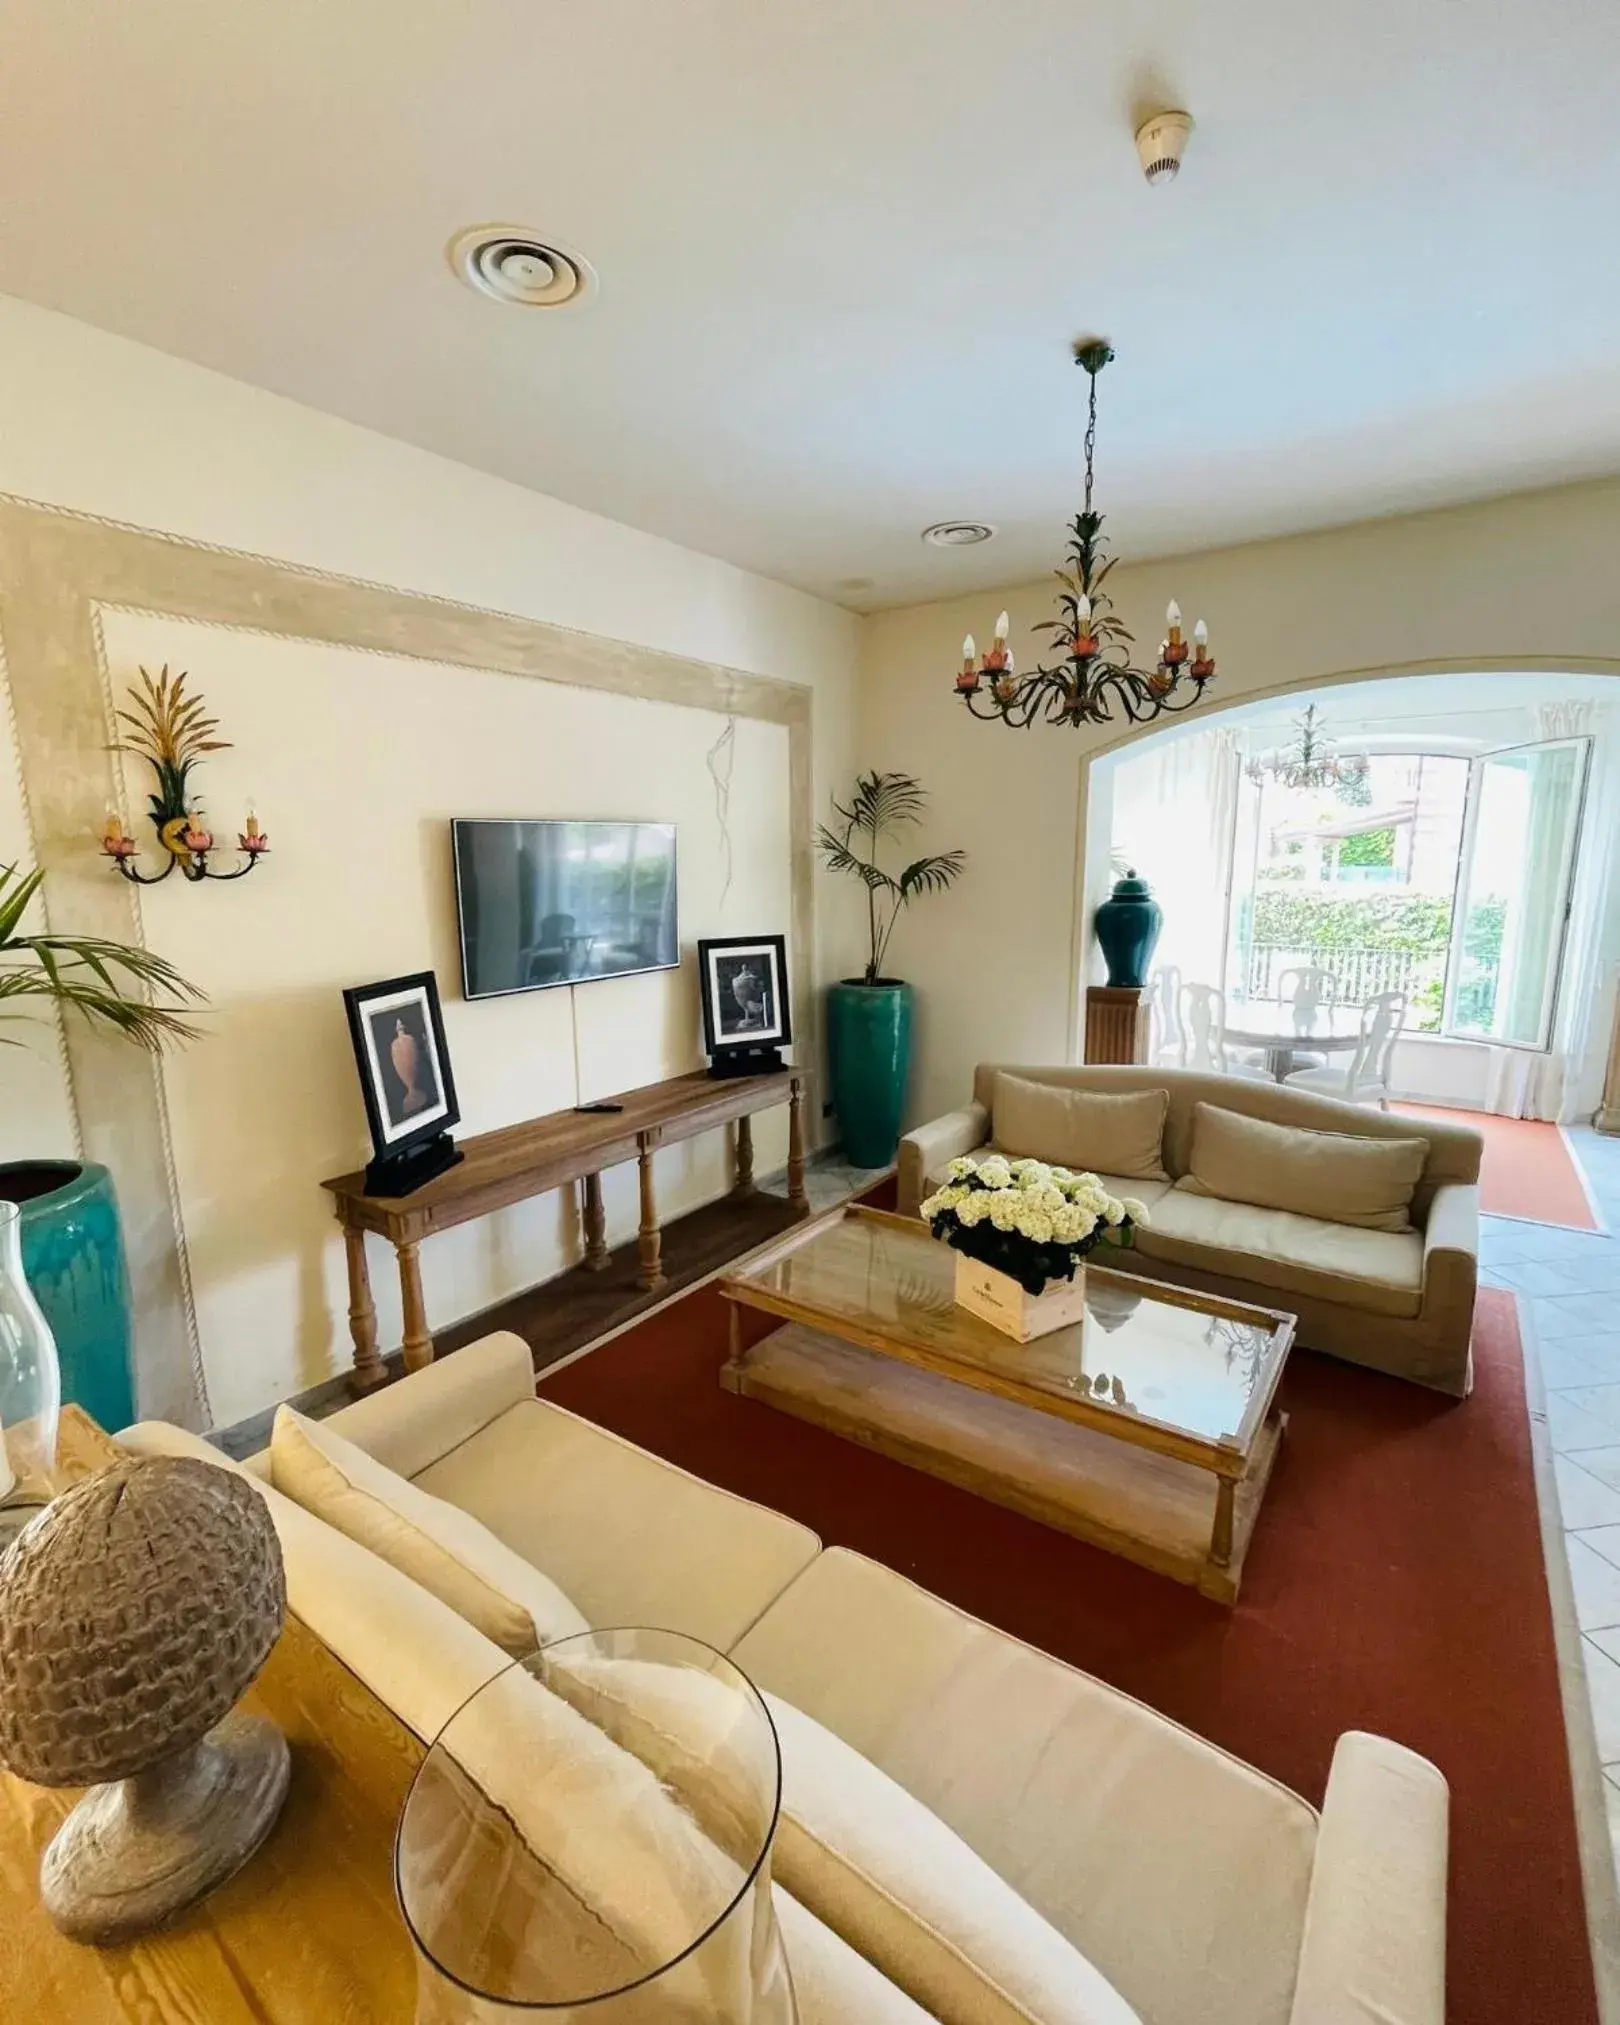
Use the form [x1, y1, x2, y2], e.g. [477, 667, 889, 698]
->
[1134, 111, 1194, 186]
[448, 226, 597, 307]
[921, 521, 997, 548]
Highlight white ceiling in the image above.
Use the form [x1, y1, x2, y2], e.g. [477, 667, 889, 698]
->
[3, 0, 1619, 611]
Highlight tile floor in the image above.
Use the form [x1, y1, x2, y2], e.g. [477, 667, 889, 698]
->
[1483, 1126, 1620, 1872]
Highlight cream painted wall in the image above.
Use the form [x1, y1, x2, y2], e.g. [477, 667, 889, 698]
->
[100, 615, 792, 1429]
[859, 478, 1620, 1125]
[0, 291, 863, 1427]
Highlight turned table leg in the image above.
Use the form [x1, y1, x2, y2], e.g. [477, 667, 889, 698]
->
[734, 1114, 755, 1196]
[343, 1225, 385, 1393]
[637, 1136, 665, 1291]
[581, 1171, 610, 1271]
[396, 1239, 434, 1373]
[787, 1079, 809, 1213]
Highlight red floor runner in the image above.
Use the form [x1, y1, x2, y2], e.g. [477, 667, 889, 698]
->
[541, 1277, 1595, 2025]
[1396, 1102, 1599, 1230]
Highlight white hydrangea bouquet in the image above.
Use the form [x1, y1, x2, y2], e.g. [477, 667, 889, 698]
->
[920, 1154, 1148, 1339]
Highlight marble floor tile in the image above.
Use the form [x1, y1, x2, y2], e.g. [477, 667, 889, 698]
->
[1538, 1341, 1619, 1391]
[1547, 1393, 1620, 1454]
[1498, 1259, 1607, 1298]
[1581, 1637, 1620, 1759]
[1556, 1455, 1620, 1529]
[1533, 1293, 1620, 1341]
[1567, 1535, 1620, 1631]
[1552, 1385, 1620, 1440]
[1605, 1773, 1620, 1875]
[1579, 1527, 1620, 1575]
[1567, 1447, 1620, 1494]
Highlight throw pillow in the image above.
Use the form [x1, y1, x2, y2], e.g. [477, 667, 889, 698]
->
[269, 1405, 587, 1656]
[992, 1075, 1169, 1181]
[1179, 1102, 1428, 1232]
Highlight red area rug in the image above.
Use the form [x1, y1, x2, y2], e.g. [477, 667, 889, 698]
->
[541, 1273, 1594, 2025]
[1396, 1102, 1600, 1231]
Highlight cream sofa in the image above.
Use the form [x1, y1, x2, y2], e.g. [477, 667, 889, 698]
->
[899, 1064, 1483, 1398]
[121, 1331, 1448, 2025]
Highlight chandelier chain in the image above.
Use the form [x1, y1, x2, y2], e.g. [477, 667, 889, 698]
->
[1083, 367, 1099, 519]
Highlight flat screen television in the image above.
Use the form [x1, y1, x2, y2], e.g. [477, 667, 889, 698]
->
[452, 818, 679, 999]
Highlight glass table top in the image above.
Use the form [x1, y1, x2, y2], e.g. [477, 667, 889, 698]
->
[724, 1211, 1292, 1456]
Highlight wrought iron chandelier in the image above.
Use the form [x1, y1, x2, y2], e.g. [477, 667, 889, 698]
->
[954, 341, 1216, 729]
[1244, 704, 1366, 794]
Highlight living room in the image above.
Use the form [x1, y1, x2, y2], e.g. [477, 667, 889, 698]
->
[0, 6, 1618, 2023]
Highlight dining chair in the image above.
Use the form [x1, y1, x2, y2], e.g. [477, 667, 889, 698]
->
[1249, 964, 1342, 1071]
[1284, 990, 1407, 1108]
[1148, 964, 1184, 1067]
[1178, 983, 1269, 1080]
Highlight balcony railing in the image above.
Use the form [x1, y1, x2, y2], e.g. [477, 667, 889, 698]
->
[1243, 942, 1448, 1009]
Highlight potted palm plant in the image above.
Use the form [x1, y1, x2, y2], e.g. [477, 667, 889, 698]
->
[816, 772, 965, 1167]
[0, 862, 203, 1435]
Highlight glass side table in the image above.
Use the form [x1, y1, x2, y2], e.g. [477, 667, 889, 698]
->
[396, 1627, 797, 2023]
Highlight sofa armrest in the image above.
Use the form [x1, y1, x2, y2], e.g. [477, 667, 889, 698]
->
[316, 1329, 537, 1478]
[119, 1420, 510, 1742]
[1288, 1731, 1448, 2025]
[1421, 1181, 1478, 1315]
[897, 1103, 990, 1217]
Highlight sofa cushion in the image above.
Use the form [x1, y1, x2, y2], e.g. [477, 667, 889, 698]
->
[270, 1406, 588, 1657]
[413, 1397, 821, 1651]
[767, 1691, 1141, 2025]
[774, 1887, 938, 2024]
[992, 1075, 1169, 1181]
[1139, 1188, 1424, 1318]
[733, 1549, 1318, 2025]
[1182, 1102, 1428, 1232]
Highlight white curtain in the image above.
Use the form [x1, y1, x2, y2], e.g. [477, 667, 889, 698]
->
[1487, 699, 1612, 1120]
[1110, 726, 1242, 994]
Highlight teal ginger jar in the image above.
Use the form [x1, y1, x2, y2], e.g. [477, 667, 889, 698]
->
[0, 1162, 135, 1435]
[1093, 869, 1164, 990]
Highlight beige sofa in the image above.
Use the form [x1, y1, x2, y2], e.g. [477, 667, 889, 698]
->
[121, 1331, 1449, 2025]
[899, 1064, 1483, 1398]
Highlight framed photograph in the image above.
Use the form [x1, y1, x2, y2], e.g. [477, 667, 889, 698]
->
[343, 971, 461, 1159]
[698, 935, 791, 1055]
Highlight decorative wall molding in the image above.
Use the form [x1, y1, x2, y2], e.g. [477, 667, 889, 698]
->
[0, 496, 816, 1428]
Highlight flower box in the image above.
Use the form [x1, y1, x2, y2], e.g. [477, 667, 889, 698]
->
[954, 1254, 1088, 1343]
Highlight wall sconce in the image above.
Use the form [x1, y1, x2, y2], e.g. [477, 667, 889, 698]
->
[98, 666, 269, 886]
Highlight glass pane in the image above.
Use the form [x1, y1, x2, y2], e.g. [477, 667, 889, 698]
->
[1448, 742, 1586, 1046]
[728, 1213, 1286, 1454]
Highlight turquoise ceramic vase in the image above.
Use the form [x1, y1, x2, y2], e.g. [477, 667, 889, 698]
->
[1093, 869, 1164, 990]
[0, 1162, 135, 1435]
[826, 980, 914, 1169]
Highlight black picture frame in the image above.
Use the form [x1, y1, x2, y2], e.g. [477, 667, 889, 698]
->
[342, 972, 462, 1190]
[698, 935, 792, 1057]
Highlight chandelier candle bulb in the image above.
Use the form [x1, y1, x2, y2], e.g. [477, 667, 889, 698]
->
[994, 612, 1009, 641]
[1166, 600, 1182, 633]
[1194, 620, 1208, 647]
[962, 635, 975, 661]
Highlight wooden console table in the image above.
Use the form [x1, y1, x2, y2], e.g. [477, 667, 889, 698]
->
[324, 1067, 809, 1391]
[0, 1409, 421, 2022]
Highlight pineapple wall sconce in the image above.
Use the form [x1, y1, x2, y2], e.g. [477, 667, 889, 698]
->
[99, 667, 269, 885]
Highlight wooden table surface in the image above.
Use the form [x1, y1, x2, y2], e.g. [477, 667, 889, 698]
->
[0, 1408, 422, 2023]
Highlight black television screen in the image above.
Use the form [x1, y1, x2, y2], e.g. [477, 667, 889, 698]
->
[452, 819, 679, 998]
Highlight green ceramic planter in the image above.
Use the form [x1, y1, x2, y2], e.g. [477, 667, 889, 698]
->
[0, 1161, 135, 1434]
[826, 980, 914, 1169]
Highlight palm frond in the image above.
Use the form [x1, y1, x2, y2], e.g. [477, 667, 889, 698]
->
[897, 851, 967, 900]
[815, 826, 900, 893]
[842, 771, 927, 838]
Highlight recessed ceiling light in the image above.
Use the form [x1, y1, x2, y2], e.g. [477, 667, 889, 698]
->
[921, 521, 996, 548]
[447, 225, 597, 308]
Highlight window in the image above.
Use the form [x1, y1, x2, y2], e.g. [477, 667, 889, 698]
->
[1226, 737, 1589, 1049]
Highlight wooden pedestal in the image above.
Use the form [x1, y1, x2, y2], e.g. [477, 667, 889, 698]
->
[1084, 986, 1150, 1066]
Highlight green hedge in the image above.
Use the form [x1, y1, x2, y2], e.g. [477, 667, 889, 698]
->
[1251, 889, 1452, 952]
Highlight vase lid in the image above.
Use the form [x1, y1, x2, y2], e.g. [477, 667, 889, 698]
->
[1109, 868, 1153, 901]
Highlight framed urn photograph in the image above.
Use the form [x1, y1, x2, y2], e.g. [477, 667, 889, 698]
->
[342, 971, 463, 1195]
[698, 935, 791, 1075]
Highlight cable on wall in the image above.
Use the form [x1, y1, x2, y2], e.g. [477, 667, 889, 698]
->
[706, 714, 738, 909]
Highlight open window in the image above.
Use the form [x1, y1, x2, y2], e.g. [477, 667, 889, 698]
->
[1440, 738, 1590, 1050]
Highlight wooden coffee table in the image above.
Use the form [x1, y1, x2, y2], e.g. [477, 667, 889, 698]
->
[720, 1207, 1296, 1602]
